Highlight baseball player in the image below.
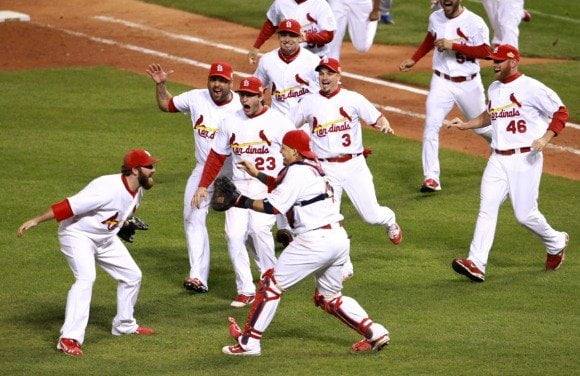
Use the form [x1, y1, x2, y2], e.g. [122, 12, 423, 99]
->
[291, 57, 402, 280]
[248, 0, 337, 64]
[17, 149, 159, 357]
[481, 0, 531, 48]
[448, 45, 570, 282]
[146, 62, 242, 294]
[193, 77, 294, 307]
[326, 0, 381, 60]
[399, 0, 493, 192]
[222, 130, 390, 356]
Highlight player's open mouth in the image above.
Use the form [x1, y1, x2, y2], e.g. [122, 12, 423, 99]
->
[243, 104, 251, 110]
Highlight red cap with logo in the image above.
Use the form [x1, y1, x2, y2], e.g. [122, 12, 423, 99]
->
[316, 57, 341, 73]
[282, 130, 317, 159]
[236, 76, 264, 94]
[277, 19, 302, 36]
[489, 44, 520, 62]
[208, 62, 233, 82]
[123, 149, 160, 169]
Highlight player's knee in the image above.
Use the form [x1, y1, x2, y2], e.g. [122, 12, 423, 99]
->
[313, 290, 342, 314]
[123, 267, 142, 285]
[257, 268, 282, 299]
[514, 209, 536, 227]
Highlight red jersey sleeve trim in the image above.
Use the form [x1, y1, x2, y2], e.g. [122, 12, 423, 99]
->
[452, 43, 491, 59]
[548, 106, 569, 136]
[411, 32, 435, 63]
[253, 19, 277, 49]
[167, 98, 179, 113]
[304, 30, 334, 46]
[199, 149, 227, 188]
[51, 199, 74, 222]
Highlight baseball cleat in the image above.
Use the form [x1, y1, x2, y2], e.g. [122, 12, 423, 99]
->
[228, 316, 242, 339]
[452, 258, 485, 282]
[222, 344, 261, 356]
[231, 294, 255, 308]
[380, 14, 394, 25]
[57, 338, 83, 357]
[351, 333, 390, 353]
[275, 229, 294, 248]
[112, 325, 156, 336]
[420, 178, 441, 192]
[545, 232, 569, 271]
[522, 10, 532, 22]
[183, 277, 208, 293]
[387, 223, 403, 245]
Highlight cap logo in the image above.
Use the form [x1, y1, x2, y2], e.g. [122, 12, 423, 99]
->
[285, 20, 292, 28]
[216, 64, 223, 72]
[322, 58, 329, 64]
[243, 79, 249, 87]
[493, 46, 499, 53]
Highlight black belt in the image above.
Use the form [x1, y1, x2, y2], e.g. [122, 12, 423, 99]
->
[494, 147, 532, 155]
[434, 70, 477, 83]
[319, 153, 362, 163]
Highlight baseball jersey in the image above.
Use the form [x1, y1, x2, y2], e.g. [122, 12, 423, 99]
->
[57, 174, 142, 241]
[254, 48, 320, 116]
[171, 90, 241, 166]
[266, 0, 337, 57]
[266, 162, 342, 234]
[212, 108, 294, 198]
[487, 74, 565, 150]
[428, 8, 489, 76]
[291, 88, 382, 158]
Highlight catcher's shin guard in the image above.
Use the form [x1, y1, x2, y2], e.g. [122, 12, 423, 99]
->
[239, 269, 282, 348]
[313, 290, 379, 340]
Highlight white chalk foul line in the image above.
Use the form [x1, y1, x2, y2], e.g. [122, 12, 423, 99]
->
[37, 21, 580, 156]
[91, 15, 579, 131]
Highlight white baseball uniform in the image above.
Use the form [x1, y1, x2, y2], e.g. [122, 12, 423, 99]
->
[481, 0, 525, 48]
[210, 108, 294, 295]
[326, 0, 379, 59]
[51, 174, 146, 344]
[254, 47, 320, 116]
[265, 0, 337, 57]
[170, 89, 241, 288]
[420, 7, 493, 186]
[466, 74, 569, 272]
[231, 161, 389, 354]
[291, 87, 397, 229]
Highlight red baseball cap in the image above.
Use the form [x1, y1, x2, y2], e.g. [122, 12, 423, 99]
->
[123, 149, 160, 169]
[316, 57, 341, 73]
[208, 61, 233, 81]
[277, 19, 302, 36]
[488, 44, 520, 62]
[282, 130, 317, 160]
[236, 76, 264, 95]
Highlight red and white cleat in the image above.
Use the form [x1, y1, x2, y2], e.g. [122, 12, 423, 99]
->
[230, 294, 255, 308]
[545, 232, 569, 271]
[351, 333, 390, 353]
[420, 178, 441, 192]
[135, 326, 156, 335]
[387, 223, 403, 245]
[452, 258, 485, 282]
[222, 343, 261, 356]
[57, 338, 83, 357]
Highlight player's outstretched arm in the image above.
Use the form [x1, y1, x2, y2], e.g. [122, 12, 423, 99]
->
[146, 63, 174, 112]
[447, 111, 490, 130]
[17, 208, 55, 237]
[399, 59, 416, 72]
[374, 116, 395, 135]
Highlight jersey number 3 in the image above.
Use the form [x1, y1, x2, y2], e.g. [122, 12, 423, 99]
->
[506, 120, 527, 134]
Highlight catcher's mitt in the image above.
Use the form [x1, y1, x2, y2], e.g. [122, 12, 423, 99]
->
[117, 216, 149, 243]
[210, 176, 240, 212]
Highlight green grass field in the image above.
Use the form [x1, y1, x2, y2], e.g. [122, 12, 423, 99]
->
[1, 67, 578, 375]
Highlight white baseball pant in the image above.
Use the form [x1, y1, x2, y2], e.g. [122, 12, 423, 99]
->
[327, 0, 379, 59]
[467, 152, 568, 272]
[423, 74, 492, 183]
[58, 233, 142, 344]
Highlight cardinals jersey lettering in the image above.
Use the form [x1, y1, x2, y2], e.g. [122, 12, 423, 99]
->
[291, 88, 381, 158]
[213, 108, 294, 198]
[254, 48, 320, 115]
[487, 75, 565, 150]
[59, 174, 142, 241]
[171, 89, 241, 166]
[428, 8, 489, 76]
[266, 0, 337, 57]
[266, 163, 342, 234]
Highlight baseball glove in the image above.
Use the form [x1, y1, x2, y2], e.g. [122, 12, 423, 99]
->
[117, 216, 149, 243]
[210, 176, 240, 212]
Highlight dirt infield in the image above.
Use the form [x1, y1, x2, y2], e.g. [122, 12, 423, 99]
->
[1, 0, 578, 180]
